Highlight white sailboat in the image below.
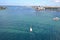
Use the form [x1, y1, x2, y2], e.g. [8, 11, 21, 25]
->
[30, 27, 32, 32]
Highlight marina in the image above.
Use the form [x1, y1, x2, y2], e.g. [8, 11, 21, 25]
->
[0, 0, 60, 40]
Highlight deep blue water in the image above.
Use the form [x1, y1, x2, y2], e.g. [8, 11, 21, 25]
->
[0, 6, 60, 40]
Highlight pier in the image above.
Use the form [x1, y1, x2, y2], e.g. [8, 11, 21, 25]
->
[44, 6, 60, 11]
[32, 6, 60, 11]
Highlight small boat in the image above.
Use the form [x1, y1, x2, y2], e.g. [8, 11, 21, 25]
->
[53, 17, 60, 21]
[30, 27, 32, 32]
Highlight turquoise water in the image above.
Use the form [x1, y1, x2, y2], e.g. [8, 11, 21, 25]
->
[0, 6, 60, 40]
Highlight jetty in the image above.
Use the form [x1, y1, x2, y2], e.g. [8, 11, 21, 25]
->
[32, 6, 60, 11]
[44, 6, 60, 11]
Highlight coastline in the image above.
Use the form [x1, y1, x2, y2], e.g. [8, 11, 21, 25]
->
[31, 6, 60, 11]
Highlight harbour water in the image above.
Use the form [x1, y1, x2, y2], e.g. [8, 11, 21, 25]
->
[0, 6, 60, 40]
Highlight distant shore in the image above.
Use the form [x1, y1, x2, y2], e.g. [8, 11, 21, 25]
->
[31, 6, 60, 11]
[0, 6, 6, 10]
[0, 6, 60, 11]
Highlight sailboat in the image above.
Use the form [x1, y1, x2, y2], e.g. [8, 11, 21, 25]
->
[30, 27, 32, 32]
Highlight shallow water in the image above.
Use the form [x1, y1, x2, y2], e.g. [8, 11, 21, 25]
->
[0, 6, 60, 40]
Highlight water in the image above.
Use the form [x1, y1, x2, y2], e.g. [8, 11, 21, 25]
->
[0, 6, 60, 40]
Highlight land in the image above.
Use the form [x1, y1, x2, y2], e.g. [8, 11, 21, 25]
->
[0, 6, 6, 10]
[0, 6, 60, 11]
[31, 6, 60, 11]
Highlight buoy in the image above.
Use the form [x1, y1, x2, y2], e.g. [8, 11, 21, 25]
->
[53, 17, 60, 21]
[30, 27, 32, 32]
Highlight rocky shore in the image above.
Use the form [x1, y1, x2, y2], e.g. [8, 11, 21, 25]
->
[0, 6, 6, 10]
